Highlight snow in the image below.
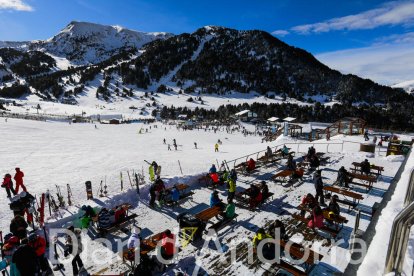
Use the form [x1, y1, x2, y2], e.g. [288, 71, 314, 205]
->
[392, 79, 414, 94]
[0, 117, 411, 275]
[358, 150, 414, 276]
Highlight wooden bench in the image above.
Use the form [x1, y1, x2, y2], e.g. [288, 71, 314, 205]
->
[352, 162, 384, 176]
[348, 172, 377, 191]
[272, 170, 294, 182]
[274, 260, 307, 276]
[323, 185, 364, 210]
[291, 213, 339, 238]
[208, 214, 239, 232]
[164, 184, 194, 206]
[277, 239, 323, 271]
[297, 205, 348, 230]
[195, 206, 221, 222]
[123, 230, 166, 264]
[98, 213, 138, 235]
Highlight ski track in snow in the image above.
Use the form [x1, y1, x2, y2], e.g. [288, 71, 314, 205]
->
[0, 118, 412, 275]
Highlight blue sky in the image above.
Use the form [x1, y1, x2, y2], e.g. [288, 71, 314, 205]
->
[1, 0, 413, 84]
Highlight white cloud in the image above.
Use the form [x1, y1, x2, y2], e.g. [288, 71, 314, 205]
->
[271, 30, 289, 37]
[275, 1, 414, 35]
[0, 0, 33, 11]
[374, 32, 414, 44]
[316, 43, 414, 85]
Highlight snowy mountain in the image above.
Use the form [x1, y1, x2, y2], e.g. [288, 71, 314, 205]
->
[392, 79, 414, 94]
[0, 21, 173, 65]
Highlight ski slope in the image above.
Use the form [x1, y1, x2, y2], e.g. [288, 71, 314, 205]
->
[0, 118, 412, 275]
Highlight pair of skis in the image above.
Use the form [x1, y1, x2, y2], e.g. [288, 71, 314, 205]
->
[98, 179, 108, 197]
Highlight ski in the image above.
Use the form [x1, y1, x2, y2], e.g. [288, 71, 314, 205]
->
[98, 180, 104, 197]
[104, 176, 108, 196]
[120, 172, 123, 191]
[55, 185, 65, 207]
[134, 173, 140, 195]
[39, 193, 45, 228]
[85, 181, 93, 200]
[127, 171, 133, 188]
[67, 184, 73, 206]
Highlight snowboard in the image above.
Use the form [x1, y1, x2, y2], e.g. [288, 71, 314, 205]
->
[85, 181, 93, 200]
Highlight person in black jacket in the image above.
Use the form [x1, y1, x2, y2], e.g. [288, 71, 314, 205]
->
[10, 215, 28, 239]
[313, 170, 325, 206]
[361, 159, 371, 175]
[12, 238, 38, 275]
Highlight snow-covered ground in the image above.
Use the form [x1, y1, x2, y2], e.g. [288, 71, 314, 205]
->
[0, 118, 412, 275]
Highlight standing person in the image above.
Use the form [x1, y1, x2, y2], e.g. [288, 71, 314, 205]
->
[209, 164, 217, 174]
[2, 173, 16, 198]
[194, 142, 197, 149]
[28, 233, 51, 274]
[314, 170, 325, 206]
[10, 215, 28, 239]
[373, 136, 377, 145]
[224, 198, 236, 219]
[168, 144, 171, 151]
[227, 177, 236, 201]
[163, 138, 166, 144]
[215, 143, 219, 152]
[149, 182, 157, 208]
[364, 129, 369, 141]
[12, 238, 38, 276]
[14, 168, 26, 194]
[326, 128, 330, 141]
[65, 226, 84, 276]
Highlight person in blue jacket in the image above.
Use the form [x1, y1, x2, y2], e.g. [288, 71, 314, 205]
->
[210, 191, 224, 209]
[209, 164, 217, 174]
[171, 186, 180, 203]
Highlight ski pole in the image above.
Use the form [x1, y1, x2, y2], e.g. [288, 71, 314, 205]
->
[178, 160, 183, 175]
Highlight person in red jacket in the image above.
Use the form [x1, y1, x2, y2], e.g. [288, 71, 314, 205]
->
[2, 173, 16, 198]
[14, 168, 27, 194]
[28, 233, 51, 273]
[161, 229, 176, 260]
[246, 158, 256, 172]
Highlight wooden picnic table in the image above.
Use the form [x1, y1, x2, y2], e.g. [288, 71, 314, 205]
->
[272, 170, 294, 182]
[291, 213, 339, 238]
[351, 162, 384, 176]
[297, 205, 348, 229]
[348, 172, 377, 191]
[140, 232, 165, 255]
[165, 183, 189, 192]
[195, 206, 221, 222]
[277, 239, 323, 267]
[323, 185, 363, 209]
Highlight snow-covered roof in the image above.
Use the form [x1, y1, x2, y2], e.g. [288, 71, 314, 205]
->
[177, 114, 188, 119]
[267, 117, 279, 122]
[235, 110, 250, 116]
[283, 117, 296, 122]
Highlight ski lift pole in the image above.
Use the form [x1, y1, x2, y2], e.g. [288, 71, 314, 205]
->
[178, 160, 183, 175]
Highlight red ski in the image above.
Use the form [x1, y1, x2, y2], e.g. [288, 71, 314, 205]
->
[39, 193, 45, 227]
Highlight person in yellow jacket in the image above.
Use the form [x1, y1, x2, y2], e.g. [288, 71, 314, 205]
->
[252, 228, 273, 253]
[227, 178, 236, 201]
[214, 143, 219, 152]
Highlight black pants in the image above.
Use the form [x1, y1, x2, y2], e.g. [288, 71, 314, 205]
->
[38, 254, 51, 272]
[149, 192, 156, 207]
[227, 192, 235, 201]
[72, 254, 84, 275]
[315, 189, 324, 205]
[5, 186, 16, 197]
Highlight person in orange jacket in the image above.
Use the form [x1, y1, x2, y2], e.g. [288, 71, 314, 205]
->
[14, 168, 27, 194]
[246, 158, 256, 172]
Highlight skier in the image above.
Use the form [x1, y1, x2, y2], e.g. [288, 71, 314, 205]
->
[14, 168, 27, 194]
[313, 170, 325, 206]
[149, 182, 157, 208]
[209, 164, 217, 174]
[214, 143, 219, 152]
[65, 226, 84, 276]
[2, 173, 16, 198]
[10, 215, 28, 239]
[163, 138, 166, 144]
[194, 142, 197, 149]
[168, 144, 171, 151]
[173, 143, 178, 151]
[364, 129, 369, 141]
[227, 177, 236, 201]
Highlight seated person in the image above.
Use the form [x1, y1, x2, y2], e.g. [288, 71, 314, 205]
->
[97, 208, 112, 230]
[281, 145, 289, 157]
[210, 191, 225, 209]
[252, 228, 273, 258]
[81, 205, 96, 219]
[170, 186, 180, 203]
[246, 158, 256, 172]
[260, 181, 269, 200]
[268, 219, 288, 241]
[309, 155, 320, 169]
[326, 195, 340, 216]
[209, 172, 220, 186]
[337, 166, 350, 187]
[361, 159, 371, 175]
[160, 229, 176, 260]
[266, 146, 272, 157]
[307, 205, 324, 230]
[248, 184, 262, 209]
[287, 155, 297, 171]
[209, 164, 217, 174]
[155, 178, 166, 204]
[300, 193, 317, 216]
[224, 198, 236, 219]
[114, 206, 127, 223]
